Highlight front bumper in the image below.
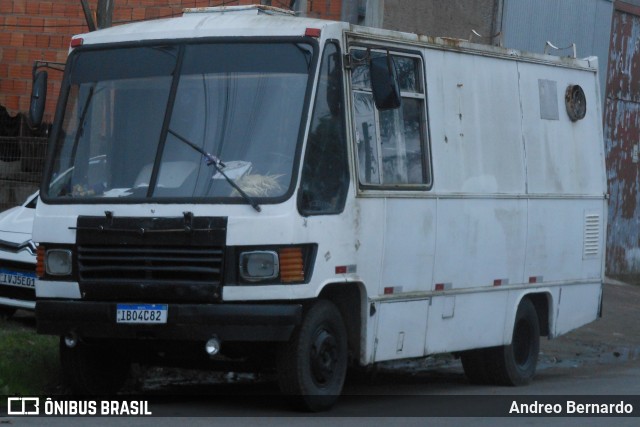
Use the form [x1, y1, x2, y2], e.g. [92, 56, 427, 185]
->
[0, 296, 35, 310]
[36, 300, 302, 342]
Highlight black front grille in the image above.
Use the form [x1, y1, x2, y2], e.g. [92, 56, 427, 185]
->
[74, 215, 227, 303]
[78, 246, 223, 285]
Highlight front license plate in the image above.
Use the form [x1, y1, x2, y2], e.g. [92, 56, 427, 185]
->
[116, 304, 168, 324]
[0, 269, 36, 289]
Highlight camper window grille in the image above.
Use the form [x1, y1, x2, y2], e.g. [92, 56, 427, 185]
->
[349, 48, 431, 188]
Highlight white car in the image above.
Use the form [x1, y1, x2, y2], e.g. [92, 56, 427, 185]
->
[0, 193, 37, 318]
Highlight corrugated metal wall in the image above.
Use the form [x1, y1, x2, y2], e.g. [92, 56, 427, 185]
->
[501, 0, 613, 109]
[604, 2, 640, 277]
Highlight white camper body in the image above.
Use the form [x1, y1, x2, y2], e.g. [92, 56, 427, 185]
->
[33, 6, 606, 410]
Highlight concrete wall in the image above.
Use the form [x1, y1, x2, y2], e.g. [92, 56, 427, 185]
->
[381, 0, 499, 42]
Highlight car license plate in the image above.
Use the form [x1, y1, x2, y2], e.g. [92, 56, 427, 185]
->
[0, 269, 36, 289]
[116, 304, 168, 324]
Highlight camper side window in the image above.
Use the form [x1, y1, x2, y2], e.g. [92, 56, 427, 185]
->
[351, 51, 430, 188]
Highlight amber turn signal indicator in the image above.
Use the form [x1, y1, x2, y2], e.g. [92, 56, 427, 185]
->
[279, 247, 305, 283]
[36, 246, 46, 278]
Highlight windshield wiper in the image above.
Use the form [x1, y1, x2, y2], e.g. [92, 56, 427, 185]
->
[167, 129, 261, 212]
[69, 85, 95, 161]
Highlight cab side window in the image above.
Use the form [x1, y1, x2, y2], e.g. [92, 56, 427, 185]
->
[298, 42, 349, 215]
[351, 50, 431, 188]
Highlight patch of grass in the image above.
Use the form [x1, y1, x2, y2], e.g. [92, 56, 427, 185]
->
[0, 319, 60, 395]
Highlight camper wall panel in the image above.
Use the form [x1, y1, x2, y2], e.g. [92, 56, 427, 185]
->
[352, 197, 385, 294]
[525, 199, 604, 283]
[424, 49, 526, 194]
[517, 62, 605, 196]
[553, 282, 601, 337]
[373, 299, 429, 362]
[433, 198, 527, 289]
[379, 198, 437, 295]
[425, 291, 509, 354]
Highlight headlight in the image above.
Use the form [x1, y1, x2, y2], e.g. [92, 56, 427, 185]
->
[233, 245, 316, 285]
[45, 249, 73, 276]
[239, 251, 279, 282]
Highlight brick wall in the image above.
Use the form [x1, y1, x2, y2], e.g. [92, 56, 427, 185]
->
[0, 0, 343, 123]
[307, 0, 342, 20]
[0, 0, 84, 122]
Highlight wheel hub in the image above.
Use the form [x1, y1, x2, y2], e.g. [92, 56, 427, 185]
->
[310, 328, 338, 386]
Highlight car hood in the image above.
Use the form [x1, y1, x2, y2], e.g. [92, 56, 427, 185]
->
[0, 205, 34, 242]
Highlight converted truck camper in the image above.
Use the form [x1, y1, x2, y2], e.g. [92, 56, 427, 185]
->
[30, 5, 606, 411]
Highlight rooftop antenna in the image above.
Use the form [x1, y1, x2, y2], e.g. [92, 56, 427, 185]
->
[468, 29, 503, 47]
[544, 41, 577, 58]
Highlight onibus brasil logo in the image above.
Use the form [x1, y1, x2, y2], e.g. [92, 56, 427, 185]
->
[6, 397, 152, 416]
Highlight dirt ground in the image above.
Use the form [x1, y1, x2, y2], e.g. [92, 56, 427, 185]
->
[538, 278, 640, 368]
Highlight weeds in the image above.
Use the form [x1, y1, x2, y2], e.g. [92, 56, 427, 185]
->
[0, 318, 59, 395]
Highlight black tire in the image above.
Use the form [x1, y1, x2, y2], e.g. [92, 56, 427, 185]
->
[0, 306, 17, 320]
[460, 348, 490, 384]
[60, 338, 131, 395]
[487, 298, 540, 386]
[276, 299, 348, 412]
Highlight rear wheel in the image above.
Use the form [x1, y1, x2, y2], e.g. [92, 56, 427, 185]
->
[276, 299, 348, 412]
[488, 298, 540, 385]
[460, 348, 489, 384]
[60, 338, 131, 395]
[462, 298, 540, 386]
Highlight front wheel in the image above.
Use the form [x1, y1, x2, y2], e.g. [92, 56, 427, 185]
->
[276, 299, 348, 412]
[60, 338, 131, 395]
[0, 306, 16, 320]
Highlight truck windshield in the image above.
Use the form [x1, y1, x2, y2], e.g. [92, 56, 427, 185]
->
[45, 41, 314, 203]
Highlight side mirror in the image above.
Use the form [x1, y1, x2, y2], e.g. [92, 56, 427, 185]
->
[29, 70, 48, 127]
[369, 55, 401, 110]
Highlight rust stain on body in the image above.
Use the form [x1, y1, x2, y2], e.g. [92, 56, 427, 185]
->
[605, 8, 640, 276]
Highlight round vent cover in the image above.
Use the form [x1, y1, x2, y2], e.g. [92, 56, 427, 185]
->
[565, 84, 586, 121]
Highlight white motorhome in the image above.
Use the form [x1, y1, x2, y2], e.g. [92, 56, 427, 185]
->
[31, 5, 606, 411]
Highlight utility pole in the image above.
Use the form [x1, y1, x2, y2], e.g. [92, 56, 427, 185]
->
[79, 0, 96, 31]
[341, 0, 359, 24]
[97, 0, 114, 29]
[364, 0, 384, 28]
[79, 0, 114, 31]
[291, 0, 307, 16]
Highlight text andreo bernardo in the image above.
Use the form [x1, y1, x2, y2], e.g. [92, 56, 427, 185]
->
[509, 400, 634, 415]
